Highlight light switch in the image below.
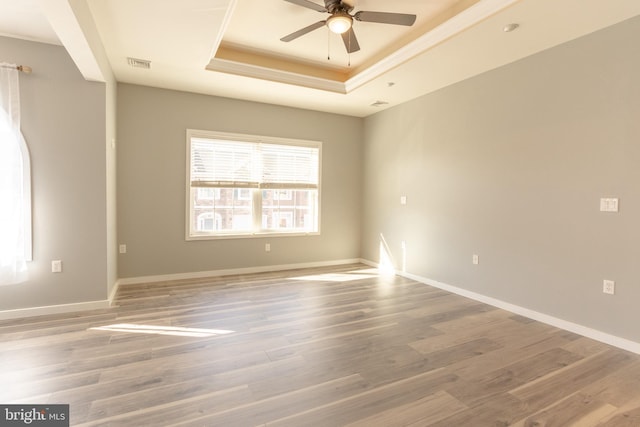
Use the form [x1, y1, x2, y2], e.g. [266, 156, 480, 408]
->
[52, 260, 62, 273]
[400, 196, 407, 205]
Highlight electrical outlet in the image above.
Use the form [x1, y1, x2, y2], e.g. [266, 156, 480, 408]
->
[472, 254, 479, 265]
[400, 196, 407, 205]
[603, 280, 615, 295]
[600, 198, 619, 212]
[119, 244, 127, 254]
[265, 243, 271, 252]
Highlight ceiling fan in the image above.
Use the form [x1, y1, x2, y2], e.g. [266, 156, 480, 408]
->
[280, 0, 417, 54]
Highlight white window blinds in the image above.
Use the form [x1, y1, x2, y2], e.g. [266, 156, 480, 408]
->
[190, 137, 319, 190]
[190, 138, 258, 188]
[261, 143, 318, 189]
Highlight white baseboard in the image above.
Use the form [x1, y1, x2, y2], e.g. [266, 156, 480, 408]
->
[14, 259, 636, 355]
[360, 258, 640, 354]
[386, 269, 640, 355]
[359, 258, 378, 268]
[0, 300, 111, 321]
[1, 259, 364, 320]
[117, 258, 364, 286]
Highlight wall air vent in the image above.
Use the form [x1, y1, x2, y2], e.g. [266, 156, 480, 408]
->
[127, 57, 151, 69]
[370, 100, 389, 107]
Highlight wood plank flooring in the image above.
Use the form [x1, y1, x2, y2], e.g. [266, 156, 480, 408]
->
[2, 264, 640, 426]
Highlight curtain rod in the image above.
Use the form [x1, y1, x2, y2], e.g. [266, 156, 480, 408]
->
[0, 64, 32, 74]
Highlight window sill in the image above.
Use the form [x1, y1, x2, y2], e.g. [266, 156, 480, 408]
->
[186, 230, 320, 241]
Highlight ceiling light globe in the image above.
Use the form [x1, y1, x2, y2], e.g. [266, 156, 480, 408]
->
[327, 14, 352, 34]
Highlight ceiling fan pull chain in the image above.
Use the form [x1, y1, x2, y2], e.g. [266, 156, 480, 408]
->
[348, 32, 351, 67]
[327, 30, 331, 60]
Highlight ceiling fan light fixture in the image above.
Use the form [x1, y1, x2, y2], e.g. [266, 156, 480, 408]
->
[327, 13, 353, 34]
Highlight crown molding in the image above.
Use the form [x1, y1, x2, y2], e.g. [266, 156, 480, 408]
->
[206, 57, 347, 94]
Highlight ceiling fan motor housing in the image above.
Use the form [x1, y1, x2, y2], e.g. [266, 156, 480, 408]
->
[325, 0, 353, 14]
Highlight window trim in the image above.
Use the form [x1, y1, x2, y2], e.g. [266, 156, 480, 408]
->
[20, 134, 32, 261]
[185, 129, 322, 241]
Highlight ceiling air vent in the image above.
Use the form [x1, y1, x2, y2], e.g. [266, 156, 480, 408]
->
[370, 100, 389, 107]
[127, 57, 151, 69]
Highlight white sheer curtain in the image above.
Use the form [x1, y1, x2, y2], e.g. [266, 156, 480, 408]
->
[0, 63, 31, 285]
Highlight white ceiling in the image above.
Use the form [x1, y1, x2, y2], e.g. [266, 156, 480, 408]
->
[2, 0, 640, 117]
[0, 0, 59, 44]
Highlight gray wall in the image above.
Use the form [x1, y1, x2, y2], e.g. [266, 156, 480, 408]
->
[0, 36, 109, 309]
[362, 16, 640, 342]
[117, 84, 362, 278]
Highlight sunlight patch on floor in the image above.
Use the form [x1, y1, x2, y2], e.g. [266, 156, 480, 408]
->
[89, 323, 235, 338]
[288, 272, 378, 282]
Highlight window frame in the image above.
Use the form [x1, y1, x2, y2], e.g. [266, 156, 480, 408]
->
[185, 129, 322, 240]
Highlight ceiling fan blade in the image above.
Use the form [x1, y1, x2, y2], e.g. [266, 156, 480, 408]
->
[281, 21, 327, 42]
[354, 11, 416, 26]
[283, 0, 327, 12]
[341, 27, 360, 53]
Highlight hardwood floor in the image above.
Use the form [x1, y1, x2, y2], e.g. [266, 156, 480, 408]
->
[2, 264, 640, 426]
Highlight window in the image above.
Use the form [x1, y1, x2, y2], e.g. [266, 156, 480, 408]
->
[0, 64, 31, 285]
[187, 130, 321, 239]
[273, 190, 292, 201]
[196, 212, 221, 231]
[235, 188, 252, 201]
[196, 188, 220, 200]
